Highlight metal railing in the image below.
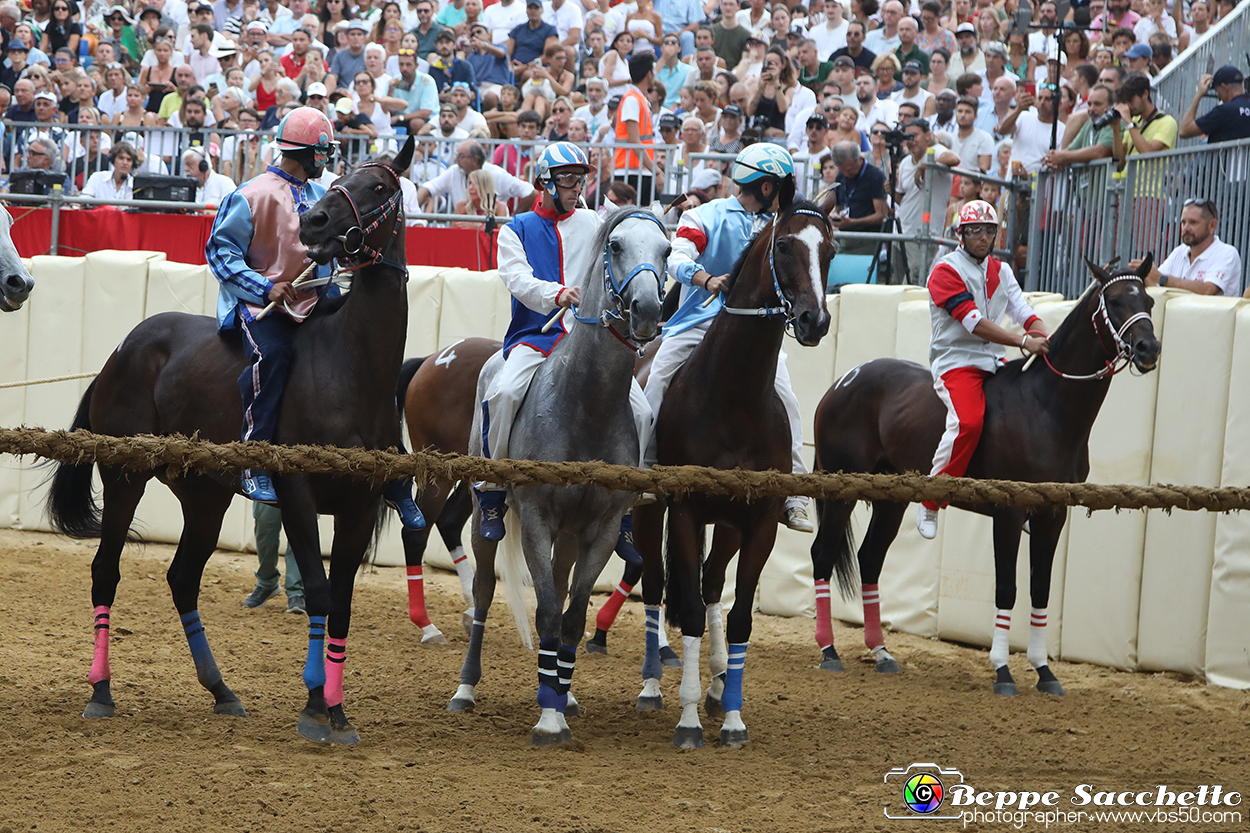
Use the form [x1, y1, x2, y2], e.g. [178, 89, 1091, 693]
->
[1151, 1, 1250, 144]
[1024, 138, 1250, 297]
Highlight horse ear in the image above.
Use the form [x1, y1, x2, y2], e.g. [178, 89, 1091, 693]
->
[817, 185, 838, 220]
[393, 135, 415, 176]
[1136, 252, 1154, 279]
[776, 175, 795, 213]
[1085, 256, 1110, 284]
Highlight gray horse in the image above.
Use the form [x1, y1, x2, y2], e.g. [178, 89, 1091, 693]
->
[449, 209, 670, 746]
[0, 207, 34, 312]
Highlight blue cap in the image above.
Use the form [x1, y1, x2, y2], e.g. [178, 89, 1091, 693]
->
[1212, 65, 1244, 86]
[7, 39, 27, 50]
[347, 19, 369, 31]
[1124, 43, 1153, 60]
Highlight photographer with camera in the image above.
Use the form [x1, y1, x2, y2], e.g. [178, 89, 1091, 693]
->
[1043, 83, 1115, 169]
[829, 139, 888, 256]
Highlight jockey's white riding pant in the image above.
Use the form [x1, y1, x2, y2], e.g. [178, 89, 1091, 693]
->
[642, 321, 809, 507]
[480, 345, 653, 491]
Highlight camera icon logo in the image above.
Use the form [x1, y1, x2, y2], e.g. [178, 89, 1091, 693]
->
[884, 763, 965, 820]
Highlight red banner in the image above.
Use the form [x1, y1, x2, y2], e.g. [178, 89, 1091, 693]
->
[9, 206, 498, 271]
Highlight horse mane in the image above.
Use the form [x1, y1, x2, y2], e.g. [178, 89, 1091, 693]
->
[722, 198, 824, 295]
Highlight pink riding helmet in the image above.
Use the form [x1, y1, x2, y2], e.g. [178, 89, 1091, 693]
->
[274, 106, 338, 153]
[957, 199, 998, 229]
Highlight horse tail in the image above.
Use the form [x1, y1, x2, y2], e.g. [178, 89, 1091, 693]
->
[497, 509, 535, 650]
[46, 380, 104, 539]
[663, 515, 705, 629]
[812, 498, 859, 601]
[395, 356, 425, 421]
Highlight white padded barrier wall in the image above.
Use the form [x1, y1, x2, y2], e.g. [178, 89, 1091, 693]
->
[0, 276, 30, 528]
[935, 299, 1076, 657]
[436, 268, 510, 349]
[1206, 303, 1250, 689]
[145, 260, 209, 318]
[1060, 286, 1174, 669]
[1137, 296, 1241, 675]
[19, 256, 87, 532]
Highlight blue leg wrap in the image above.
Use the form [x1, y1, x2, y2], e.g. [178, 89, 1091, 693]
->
[461, 608, 487, 686]
[723, 642, 747, 712]
[181, 610, 223, 689]
[641, 605, 663, 680]
[303, 615, 327, 691]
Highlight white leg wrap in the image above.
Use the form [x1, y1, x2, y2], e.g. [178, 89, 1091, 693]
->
[989, 608, 1011, 669]
[657, 610, 671, 649]
[707, 673, 725, 701]
[1028, 607, 1049, 669]
[871, 645, 896, 664]
[639, 677, 662, 700]
[566, 691, 578, 710]
[706, 603, 727, 678]
[534, 707, 563, 736]
[678, 635, 703, 723]
[420, 623, 444, 642]
[449, 546, 474, 603]
[722, 709, 746, 733]
[452, 683, 476, 706]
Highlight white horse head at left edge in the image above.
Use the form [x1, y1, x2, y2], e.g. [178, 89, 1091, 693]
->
[0, 206, 34, 312]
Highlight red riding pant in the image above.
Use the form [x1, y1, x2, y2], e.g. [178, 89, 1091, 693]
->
[924, 366, 991, 510]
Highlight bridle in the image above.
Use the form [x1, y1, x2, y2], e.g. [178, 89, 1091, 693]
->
[1028, 274, 1153, 381]
[722, 207, 830, 330]
[328, 162, 406, 271]
[569, 210, 668, 354]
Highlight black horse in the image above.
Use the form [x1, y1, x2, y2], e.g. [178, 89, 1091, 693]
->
[810, 257, 1161, 696]
[47, 137, 416, 745]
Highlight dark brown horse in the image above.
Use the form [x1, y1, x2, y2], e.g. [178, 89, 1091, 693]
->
[634, 199, 834, 749]
[810, 258, 1161, 696]
[47, 137, 416, 745]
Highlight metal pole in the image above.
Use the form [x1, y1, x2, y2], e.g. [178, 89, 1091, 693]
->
[49, 185, 61, 256]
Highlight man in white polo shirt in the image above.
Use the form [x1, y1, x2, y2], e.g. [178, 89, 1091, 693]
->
[1130, 200, 1243, 296]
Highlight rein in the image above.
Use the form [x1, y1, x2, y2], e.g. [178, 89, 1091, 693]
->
[569, 210, 668, 355]
[722, 207, 830, 329]
[1030, 274, 1152, 381]
[329, 162, 406, 272]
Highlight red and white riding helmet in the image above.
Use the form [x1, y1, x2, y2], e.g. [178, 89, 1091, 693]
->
[956, 199, 999, 230]
[273, 106, 338, 153]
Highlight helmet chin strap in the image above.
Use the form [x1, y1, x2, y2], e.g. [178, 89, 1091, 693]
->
[546, 178, 567, 214]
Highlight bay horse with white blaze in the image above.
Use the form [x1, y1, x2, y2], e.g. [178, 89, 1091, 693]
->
[448, 209, 670, 747]
[810, 257, 1161, 695]
[47, 137, 417, 744]
[634, 198, 835, 749]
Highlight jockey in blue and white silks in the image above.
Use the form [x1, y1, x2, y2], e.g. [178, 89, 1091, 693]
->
[474, 142, 651, 557]
[645, 143, 814, 532]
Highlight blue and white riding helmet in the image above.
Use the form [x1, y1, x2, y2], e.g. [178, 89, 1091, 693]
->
[536, 141, 592, 199]
[731, 143, 795, 185]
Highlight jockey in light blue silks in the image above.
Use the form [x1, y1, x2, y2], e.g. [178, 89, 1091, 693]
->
[472, 142, 651, 563]
[645, 143, 814, 533]
[206, 106, 424, 529]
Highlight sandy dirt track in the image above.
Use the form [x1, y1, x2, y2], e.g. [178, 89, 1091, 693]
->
[0, 528, 1247, 833]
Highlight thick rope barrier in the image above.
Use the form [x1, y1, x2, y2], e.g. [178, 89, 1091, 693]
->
[1, 426, 1246, 513]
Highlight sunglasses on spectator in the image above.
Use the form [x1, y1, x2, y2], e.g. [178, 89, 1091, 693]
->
[1183, 198, 1217, 211]
[871, 128, 887, 135]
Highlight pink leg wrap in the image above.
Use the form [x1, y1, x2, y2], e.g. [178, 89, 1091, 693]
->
[595, 580, 635, 632]
[862, 584, 884, 650]
[325, 638, 346, 708]
[406, 565, 432, 628]
[814, 579, 833, 650]
[89, 605, 111, 685]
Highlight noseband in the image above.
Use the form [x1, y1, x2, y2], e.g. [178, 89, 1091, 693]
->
[570, 210, 668, 354]
[329, 162, 405, 271]
[1031, 274, 1153, 381]
[722, 208, 830, 328]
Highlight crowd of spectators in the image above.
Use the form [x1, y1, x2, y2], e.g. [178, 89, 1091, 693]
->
[0, 0, 1246, 268]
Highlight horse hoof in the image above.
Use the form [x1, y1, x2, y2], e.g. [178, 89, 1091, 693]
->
[328, 705, 360, 746]
[530, 728, 571, 747]
[659, 645, 682, 668]
[421, 631, 448, 645]
[213, 699, 248, 718]
[635, 695, 664, 711]
[719, 728, 749, 749]
[82, 701, 115, 719]
[673, 726, 705, 750]
[993, 682, 1019, 696]
[703, 693, 725, 719]
[585, 639, 608, 656]
[298, 710, 332, 743]
[1037, 679, 1066, 696]
[819, 657, 845, 672]
[876, 658, 901, 674]
[564, 702, 580, 718]
[448, 696, 475, 712]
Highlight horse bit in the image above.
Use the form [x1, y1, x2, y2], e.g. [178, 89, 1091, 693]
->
[1028, 273, 1153, 381]
[722, 207, 830, 331]
[329, 162, 406, 272]
[570, 210, 668, 355]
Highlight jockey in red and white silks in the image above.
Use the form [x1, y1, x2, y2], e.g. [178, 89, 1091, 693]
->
[917, 200, 1051, 540]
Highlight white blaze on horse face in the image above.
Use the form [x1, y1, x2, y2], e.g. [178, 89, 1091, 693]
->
[793, 224, 826, 308]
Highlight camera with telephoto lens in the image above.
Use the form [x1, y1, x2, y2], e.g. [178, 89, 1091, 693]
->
[1091, 108, 1120, 130]
[881, 127, 909, 149]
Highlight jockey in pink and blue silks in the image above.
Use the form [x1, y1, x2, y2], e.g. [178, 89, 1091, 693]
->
[206, 106, 425, 530]
[472, 141, 652, 566]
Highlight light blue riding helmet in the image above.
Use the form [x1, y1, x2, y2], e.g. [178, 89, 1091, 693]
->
[536, 141, 592, 182]
[731, 143, 795, 185]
